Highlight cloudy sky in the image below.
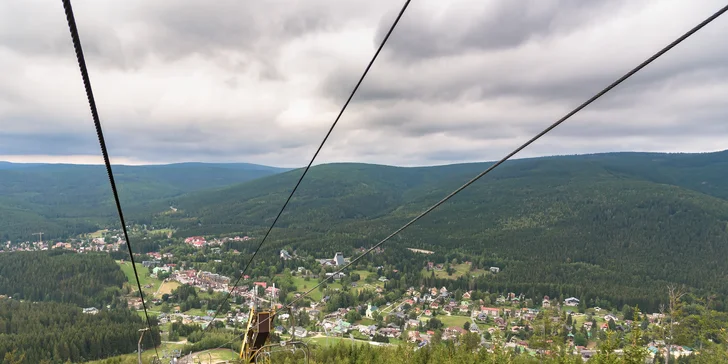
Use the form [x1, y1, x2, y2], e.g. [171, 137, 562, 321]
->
[0, 0, 726, 167]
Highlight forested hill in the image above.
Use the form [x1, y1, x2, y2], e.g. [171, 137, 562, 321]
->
[157, 150, 728, 304]
[0, 162, 287, 240]
[0, 251, 161, 363]
[0, 251, 126, 307]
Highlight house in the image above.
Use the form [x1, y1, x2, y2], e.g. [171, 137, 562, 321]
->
[444, 327, 467, 338]
[265, 286, 280, 298]
[355, 324, 375, 336]
[378, 327, 401, 338]
[325, 272, 346, 280]
[469, 323, 480, 333]
[127, 298, 143, 310]
[564, 297, 580, 307]
[83, 307, 99, 315]
[542, 295, 551, 308]
[184, 236, 207, 248]
[293, 326, 308, 337]
[490, 267, 500, 274]
[365, 304, 378, 319]
[459, 304, 469, 313]
[280, 250, 292, 260]
[604, 314, 619, 322]
[481, 307, 500, 316]
[334, 252, 345, 266]
[462, 291, 472, 300]
[407, 319, 420, 329]
[152, 266, 170, 276]
[142, 260, 161, 268]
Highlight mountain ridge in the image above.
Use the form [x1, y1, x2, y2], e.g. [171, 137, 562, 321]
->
[145, 150, 728, 305]
[0, 162, 288, 240]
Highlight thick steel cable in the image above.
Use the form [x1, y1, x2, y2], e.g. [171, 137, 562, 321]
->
[206, 0, 413, 330]
[61, 0, 160, 360]
[255, 2, 728, 329]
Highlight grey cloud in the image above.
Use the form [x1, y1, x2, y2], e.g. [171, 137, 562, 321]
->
[377, 0, 621, 60]
[1, 0, 727, 167]
[0, 131, 100, 156]
[324, 35, 728, 108]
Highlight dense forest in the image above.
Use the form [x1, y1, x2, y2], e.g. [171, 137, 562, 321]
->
[151, 151, 728, 310]
[0, 251, 160, 363]
[0, 251, 126, 307]
[0, 162, 286, 240]
[0, 299, 160, 364]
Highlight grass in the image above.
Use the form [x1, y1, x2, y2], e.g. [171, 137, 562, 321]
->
[88, 229, 108, 238]
[437, 314, 472, 328]
[117, 260, 162, 295]
[87, 342, 185, 363]
[356, 318, 376, 326]
[194, 348, 238, 362]
[307, 336, 403, 347]
[185, 308, 208, 317]
[157, 281, 180, 296]
[148, 228, 175, 237]
[307, 336, 367, 347]
[287, 275, 343, 302]
[421, 263, 483, 280]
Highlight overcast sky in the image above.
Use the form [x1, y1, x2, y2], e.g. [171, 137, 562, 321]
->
[0, 0, 726, 167]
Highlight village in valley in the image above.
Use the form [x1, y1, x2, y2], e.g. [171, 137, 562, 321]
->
[1, 229, 694, 361]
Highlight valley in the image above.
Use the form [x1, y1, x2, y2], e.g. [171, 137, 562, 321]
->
[2, 152, 728, 363]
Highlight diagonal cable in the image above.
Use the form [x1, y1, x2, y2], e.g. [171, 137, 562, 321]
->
[61, 0, 160, 360]
[206, 0, 412, 329]
[257, 2, 728, 327]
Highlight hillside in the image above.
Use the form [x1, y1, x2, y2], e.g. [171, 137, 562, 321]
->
[0, 162, 287, 240]
[0, 250, 127, 307]
[0, 250, 160, 363]
[155, 151, 728, 304]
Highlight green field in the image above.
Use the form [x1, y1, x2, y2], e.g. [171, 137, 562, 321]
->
[87, 342, 185, 364]
[437, 314, 472, 328]
[193, 348, 238, 362]
[356, 318, 376, 326]
[287, 275, 343, 302]
[307, 336, 369, 347]
[117, 260, 162, 295]
[421, 263, 484, 280]
[185, 308, 209, 317]
[147, 228, 175, 237]
[88, 229, 108, 238]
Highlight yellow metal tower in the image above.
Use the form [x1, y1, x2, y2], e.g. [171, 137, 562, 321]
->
[239, 306, 275, 363]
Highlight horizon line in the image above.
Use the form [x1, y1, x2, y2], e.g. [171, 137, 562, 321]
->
[0, 149, 725, 169]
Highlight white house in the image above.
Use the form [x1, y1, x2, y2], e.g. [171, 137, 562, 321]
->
[366, 304, 378, 319]
[294, 326, 308, 337]
[564, 297, 580, 307]
[334, 252, 345, 266]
